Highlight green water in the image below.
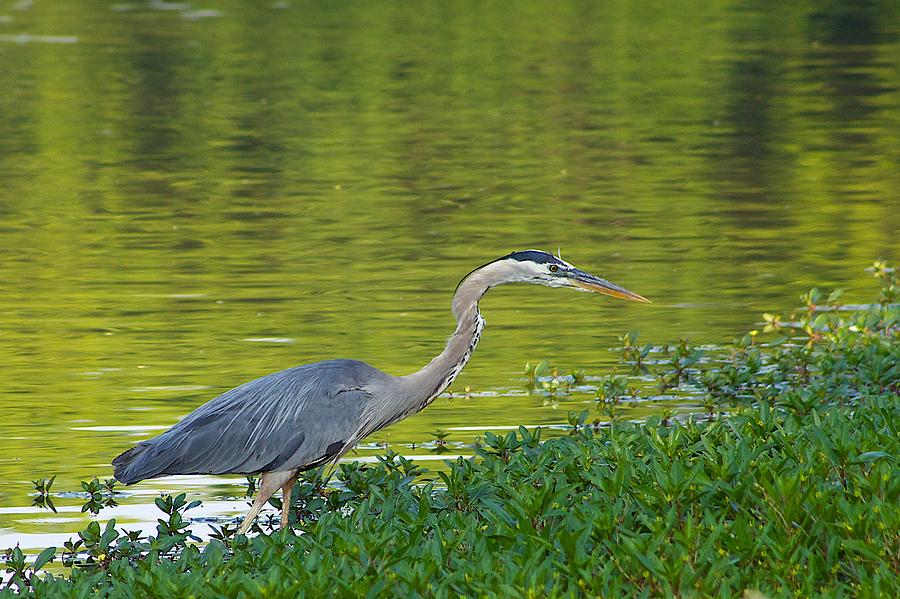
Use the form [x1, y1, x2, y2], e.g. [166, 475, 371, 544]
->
[0, 0, 897, 547]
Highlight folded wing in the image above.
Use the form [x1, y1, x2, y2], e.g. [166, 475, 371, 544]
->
[112, 359, 378, 484]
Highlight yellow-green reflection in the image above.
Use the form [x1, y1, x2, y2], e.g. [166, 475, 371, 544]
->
[0, 0, 897, 544]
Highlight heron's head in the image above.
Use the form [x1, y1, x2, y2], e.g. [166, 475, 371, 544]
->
[488, 249, 650, 303]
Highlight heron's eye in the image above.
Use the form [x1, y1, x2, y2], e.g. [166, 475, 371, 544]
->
[548, 264, 559, 273]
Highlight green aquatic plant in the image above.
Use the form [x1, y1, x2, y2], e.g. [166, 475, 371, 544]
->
[595, 374, 630, 402]
[594, 374, 637, 421]
[664, 338, 704, 384]
[619, 330, 653, 374]
[430, 429, 453, 454]
[31, 476, 56, 514]
[244, 475, 257, 498]
[79, 478, 118, 515]
[22, 394, 897, 596]
[541, 374, 570, 398]
[869, 260, 897, 304]
[569, 368, 586, 386]
[525, 361, 574, 408]
[2, 546, 55, 593]
[523, 359, 550, 387]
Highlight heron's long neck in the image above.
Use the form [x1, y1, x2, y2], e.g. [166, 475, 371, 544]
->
[396, 269, 491, 410]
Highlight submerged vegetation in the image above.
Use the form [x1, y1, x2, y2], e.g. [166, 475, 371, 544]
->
[3, 264, 898, 597]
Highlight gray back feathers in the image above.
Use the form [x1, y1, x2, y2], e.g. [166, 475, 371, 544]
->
[113, 360, 388, 483]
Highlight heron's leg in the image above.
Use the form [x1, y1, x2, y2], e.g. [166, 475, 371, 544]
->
[237, 470, 296, 535]
[279, 471, 300, 530]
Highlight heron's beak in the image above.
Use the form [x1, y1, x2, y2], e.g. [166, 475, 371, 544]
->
[567, 269, 651, 303]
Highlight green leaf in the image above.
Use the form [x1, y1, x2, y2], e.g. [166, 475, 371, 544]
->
[852, 451, 892, 464]
[32, 546, 56, 572]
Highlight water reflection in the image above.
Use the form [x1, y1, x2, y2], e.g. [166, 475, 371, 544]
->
[0, 0, 897, 548]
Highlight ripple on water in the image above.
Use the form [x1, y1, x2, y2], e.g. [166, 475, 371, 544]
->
[70, 425, 170, 432]
[128, 385, 211, 393]
[182, 9, 222, 20]
[0, 34, 79, 44]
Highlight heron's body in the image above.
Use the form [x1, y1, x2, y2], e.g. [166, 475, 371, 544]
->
[113, 250, 648, 533]
[114, 360, 386, 482]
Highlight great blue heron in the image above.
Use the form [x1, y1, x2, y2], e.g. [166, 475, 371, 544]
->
[113, 250, 649, 533]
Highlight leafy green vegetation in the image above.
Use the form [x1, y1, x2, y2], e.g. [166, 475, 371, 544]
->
[4, 264, 897, 597]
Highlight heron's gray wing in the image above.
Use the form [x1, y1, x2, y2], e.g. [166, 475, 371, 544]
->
[113, 360, 378, 483]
